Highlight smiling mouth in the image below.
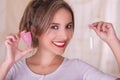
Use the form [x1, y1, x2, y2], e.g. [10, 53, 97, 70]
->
[52, 41, 66, 48]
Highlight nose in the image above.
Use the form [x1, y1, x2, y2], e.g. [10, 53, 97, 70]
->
[57, 29, 68, 40]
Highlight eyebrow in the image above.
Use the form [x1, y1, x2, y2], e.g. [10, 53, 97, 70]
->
[50, 22, 73, 25]
[67, 22, 73, 25]
[50, 23, 60, 25]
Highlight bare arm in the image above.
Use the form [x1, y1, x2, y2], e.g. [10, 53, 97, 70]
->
[89, 21, 120, 68]
[107, 38, 120, 68]
[0, 32, 33, 80]
[0, 60, 14, 80]
[90, 21, 120, 79]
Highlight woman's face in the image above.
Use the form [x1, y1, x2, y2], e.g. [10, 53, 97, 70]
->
[38, 8, 74, 55]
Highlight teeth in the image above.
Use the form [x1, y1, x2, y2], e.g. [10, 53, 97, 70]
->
[53, 42, 65, 46]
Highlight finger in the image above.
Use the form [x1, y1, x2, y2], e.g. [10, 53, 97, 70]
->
[4, 39, 13, 46]
[106, 23, 116, 35]
[102, 23, 108, 32]
[6, 35, 17, 42]
[20, 30, 26, 38]
[97, 22, 104, 32]
[20, 30, 26, 34]
[89, 21, 101, 30]
[6, 34, 20, 42]
[89, 24, 97, 31]
[14, 34, 20, 41]
[92, 22, 98, 27]
[106, 23, 113, 29]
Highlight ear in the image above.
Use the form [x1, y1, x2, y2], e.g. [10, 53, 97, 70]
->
[30, 26, 36, 36]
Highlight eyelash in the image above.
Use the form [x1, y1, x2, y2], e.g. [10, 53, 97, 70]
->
[50, 25, 59, 30]
[50, 24, 73, 30]
[66, 24, 73, 29]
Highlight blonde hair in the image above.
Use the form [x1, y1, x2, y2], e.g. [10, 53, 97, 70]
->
[19, 0, 74, 48]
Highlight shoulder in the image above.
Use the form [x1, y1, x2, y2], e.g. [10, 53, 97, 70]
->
[62, 58, 99, 76]
[12, 59, 26, 69]
[64, 58, 93, 68]
[8, 58, 27, 74]
[63, 58, 104, 74]
[63, 57, 98, 72]
[63, 58, 117, 79]
[5, 59, 27, 80]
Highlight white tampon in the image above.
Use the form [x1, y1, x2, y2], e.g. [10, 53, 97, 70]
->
[90, 36, 93, 50]
[89, 29, 94, 50]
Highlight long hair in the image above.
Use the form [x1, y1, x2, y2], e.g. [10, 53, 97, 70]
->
[19, 0, 74, 48]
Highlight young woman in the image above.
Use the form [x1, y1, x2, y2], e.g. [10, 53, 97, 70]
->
[0, 0, 120, 80]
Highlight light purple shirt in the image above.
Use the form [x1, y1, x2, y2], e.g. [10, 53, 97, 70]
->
[5, 58, 117, 80]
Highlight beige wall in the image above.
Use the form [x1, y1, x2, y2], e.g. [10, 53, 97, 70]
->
[0, 0, 119, 76]
[0, 0, 6, 63]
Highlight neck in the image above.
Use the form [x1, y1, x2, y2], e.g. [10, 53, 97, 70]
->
[28, 48, 63, 66]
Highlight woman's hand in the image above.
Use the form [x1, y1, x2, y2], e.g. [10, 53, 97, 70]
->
[89, 21, 119, 44]
[4, 32, 33, 64]
[90, 21, 120, 69]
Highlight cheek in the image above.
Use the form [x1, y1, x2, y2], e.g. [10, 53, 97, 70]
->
[67, 30, 73, 39]
[46, 30, 57, 39]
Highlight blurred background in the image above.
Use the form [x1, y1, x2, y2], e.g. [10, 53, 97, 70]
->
[0, 0, 120, 76]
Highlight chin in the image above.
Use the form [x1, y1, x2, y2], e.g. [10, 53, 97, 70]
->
[53, 49, 65, 55]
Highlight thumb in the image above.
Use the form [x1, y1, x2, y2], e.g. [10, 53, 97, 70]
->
[89, 24, 97, 31]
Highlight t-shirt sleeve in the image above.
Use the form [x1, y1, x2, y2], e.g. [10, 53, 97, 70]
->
[75, 59, 117, 80]
[82, 66, 117, 80]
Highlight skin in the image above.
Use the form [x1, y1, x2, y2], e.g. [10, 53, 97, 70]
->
[26, 8, 74, 75]
[89, 22, 120, 68]
[0, 8, 120, 79]
[89, 22, 120, 80]
[0, 33, 33, 80]
[0, 8, 74, 79]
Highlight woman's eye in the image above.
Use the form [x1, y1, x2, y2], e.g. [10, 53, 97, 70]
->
[50, 25, 59, 30]
[66, 24, 73, 29]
